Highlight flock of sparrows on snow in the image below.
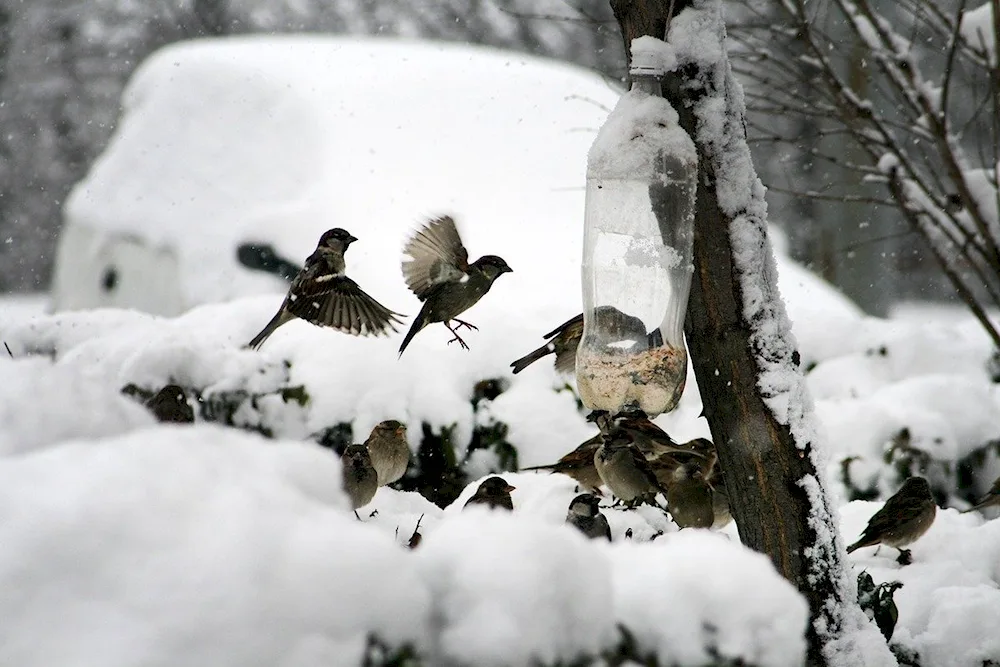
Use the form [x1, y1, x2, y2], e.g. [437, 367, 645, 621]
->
[139, 216, 1000, 553]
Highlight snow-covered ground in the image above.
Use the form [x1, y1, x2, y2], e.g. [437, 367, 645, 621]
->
[4, 34, 1000, 667]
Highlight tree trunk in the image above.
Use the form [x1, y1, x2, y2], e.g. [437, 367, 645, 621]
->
[608, 2, 870, 665]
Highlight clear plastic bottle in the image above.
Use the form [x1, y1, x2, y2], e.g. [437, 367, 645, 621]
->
[575, 47, 698, 417]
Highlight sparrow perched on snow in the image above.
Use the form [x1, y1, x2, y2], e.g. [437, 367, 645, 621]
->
[364, 419, 410, 486]
[464, 476, 516, 511]
[847, 476, 937, 564]
[341, 444, 379, 516]
[594, 428, 668, 507]
[145, 384, 194, 424]
[398, 216, 512, 355]
[519, 435, 604, 492]
[248, 228, 404, 350]
[962, 475, 1000, 514]
[566, 493, 612, 540]
[510, 313, 583, 376]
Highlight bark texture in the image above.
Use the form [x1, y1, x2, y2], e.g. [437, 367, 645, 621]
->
[609, 1, 849, 665]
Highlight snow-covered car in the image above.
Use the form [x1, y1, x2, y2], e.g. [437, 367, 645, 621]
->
[51, 35, 622, 316]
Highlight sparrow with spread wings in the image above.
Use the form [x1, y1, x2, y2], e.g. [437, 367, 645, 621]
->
[247, 228, 405, 350]
[398, 216, 512, 355]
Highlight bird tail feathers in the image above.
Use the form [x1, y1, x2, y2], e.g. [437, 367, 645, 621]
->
[398, 308, 428, 357]
[510, 343, 554, 374]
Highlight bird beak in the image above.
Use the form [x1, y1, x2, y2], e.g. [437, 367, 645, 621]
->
[347, 234, 358, 245]
[504, 265, 513, 273]
[395, 426, 406, 436]
[505, 484, 516, 492]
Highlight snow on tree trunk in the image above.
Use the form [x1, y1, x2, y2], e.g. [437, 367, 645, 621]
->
[609, 0, 896, 665]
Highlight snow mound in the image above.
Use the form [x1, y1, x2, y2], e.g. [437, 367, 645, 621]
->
[0, 426, 431, 667]
[842, 503, 1000, 667]
[611, 531, 808, 667]
[418, 511, 615, 666]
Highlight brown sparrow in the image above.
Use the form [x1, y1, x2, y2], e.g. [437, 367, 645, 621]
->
[594, 429, 667, 507]
[962, 475, 1000, 514]
[510, 313, 583, 376]
[145, 384, 194, 424]
[665, 462, 715, 529]
[398, 216, 512, 355]
[566, 493, 612, 540]
[341, 444, 378, 516]
[847, 476, 937, 564]
[464, 476, 516, 511]
[519, 435, 604, 492]
[248, 228, 404, 349]
[364, 420, 410, 486]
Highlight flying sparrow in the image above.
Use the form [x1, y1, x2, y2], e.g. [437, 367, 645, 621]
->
[566, 493, 612, 540]
[145, 384, 194, 424]
[962, 475, 1000, 514]
[464, 476, 516, 511]
[510, 313, 583, 376]
[398, 216, 512, 355]
[847, 476, 937, 565]
[248, 228, 404, 350]
[341, 444, 379, 517]
[519, 435, 604, 492]
[594, 429, 668, 507]
[364, 419, 410, 486]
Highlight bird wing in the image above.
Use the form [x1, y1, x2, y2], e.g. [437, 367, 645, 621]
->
[543, 313, 584, 340]
[401, 216, 470, 300]
[628, 443, 667, 493]
[286, 275, 404, 337]
[858, 490, 929, 541]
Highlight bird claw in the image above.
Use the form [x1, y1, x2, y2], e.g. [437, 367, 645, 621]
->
[446, 334, 471, 350]
[896, 548, 913, 566]
[453, 318, 479, 331]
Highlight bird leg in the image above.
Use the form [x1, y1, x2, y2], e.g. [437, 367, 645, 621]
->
[354, 510, 362, 521]
[452, 318, 479, 331]
[896, 548, 913, 566]
[444, 322, 471, 350]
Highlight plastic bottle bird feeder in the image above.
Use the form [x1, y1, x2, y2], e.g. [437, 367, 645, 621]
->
[576, 42, 697, 417]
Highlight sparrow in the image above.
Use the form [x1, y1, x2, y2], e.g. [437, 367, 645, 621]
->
[962, 475, 1000, 514]
[398, 215, 512, 355]
[464, 476, 516, 511]
[519, 435, 604, 492]
[364, 419, 410, 486]
[248, 228, 404, 350]
[589, 410, 707, 460]
[594, 428, 668, 507]
[341, 444, 379, 517]
[510, 313, 583, 376]
[664, 462, 715, 529]
[510, 307, 655, 376]
[847, 476, 937, 565]
[145, 384, 194, 424]
[566, 493, 612, 540]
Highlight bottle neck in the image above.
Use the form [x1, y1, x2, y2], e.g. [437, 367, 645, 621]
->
[630, 73, 662, 96]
